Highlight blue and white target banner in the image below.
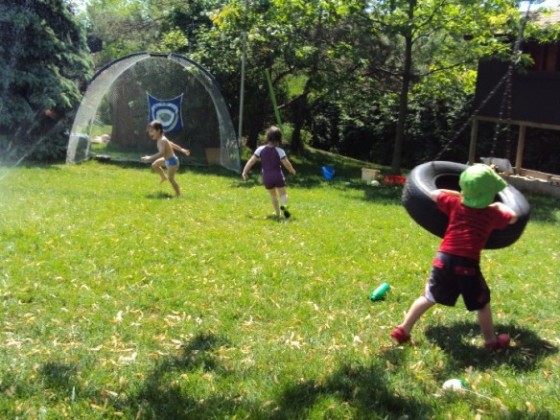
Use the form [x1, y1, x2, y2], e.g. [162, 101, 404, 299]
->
[147, 93, 184, 133]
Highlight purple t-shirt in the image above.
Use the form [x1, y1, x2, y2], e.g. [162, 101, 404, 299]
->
[254, 145, 287, 189]
[254, 145, 286, 174]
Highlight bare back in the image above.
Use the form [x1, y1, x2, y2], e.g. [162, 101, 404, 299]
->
[157, 137, 175, 159]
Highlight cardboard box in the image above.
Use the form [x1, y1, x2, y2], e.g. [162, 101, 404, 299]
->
[205, 148, 221, 165]
[361, 168, 380, 181]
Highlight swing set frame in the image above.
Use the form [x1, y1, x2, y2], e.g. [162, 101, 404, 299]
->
[469, 115, 560, 178]
[466, 3, 560, 197]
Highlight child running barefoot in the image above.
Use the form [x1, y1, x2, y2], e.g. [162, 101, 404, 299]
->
[141, 120, 190, 197]
[391, 164, 518, 350]
[242, 126, 296, 220]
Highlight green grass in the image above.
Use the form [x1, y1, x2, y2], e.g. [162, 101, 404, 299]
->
[0, 153, 559, 419]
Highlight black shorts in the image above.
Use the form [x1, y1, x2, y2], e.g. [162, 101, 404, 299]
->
[425, 252, 490, 311]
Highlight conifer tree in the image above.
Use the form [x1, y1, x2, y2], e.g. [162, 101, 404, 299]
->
[0, 0, 92, 161]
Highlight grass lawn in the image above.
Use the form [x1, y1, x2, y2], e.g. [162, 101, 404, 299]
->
[0, 152, 559, 419]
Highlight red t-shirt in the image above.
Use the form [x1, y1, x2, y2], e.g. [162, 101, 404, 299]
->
[437, 193, 512, 261]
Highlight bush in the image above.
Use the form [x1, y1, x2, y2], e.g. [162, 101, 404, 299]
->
[0, 116, 73, 163]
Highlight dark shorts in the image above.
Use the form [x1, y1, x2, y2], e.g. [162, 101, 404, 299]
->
[425, 252, 490, 311]
[263, 172, 285, 190]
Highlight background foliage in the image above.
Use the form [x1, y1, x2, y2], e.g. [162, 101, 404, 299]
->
[1, 1, 560, 172]
[0, 0, 92, 161]
[80, 0, 560, 172]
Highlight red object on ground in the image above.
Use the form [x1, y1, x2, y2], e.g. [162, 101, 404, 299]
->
[383, 175, 407, 186]
[390, 326, 411, 345]
[484, 333, 510, 350]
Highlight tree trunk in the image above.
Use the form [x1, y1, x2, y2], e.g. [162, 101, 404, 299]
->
[245, 91, 270, 150]
[391, 0, 415, 174]
[247, 123, 260, 151]
[290, 94, 307, 154]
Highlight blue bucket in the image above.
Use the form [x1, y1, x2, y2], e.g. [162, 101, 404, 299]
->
[321, 166, 335, 180]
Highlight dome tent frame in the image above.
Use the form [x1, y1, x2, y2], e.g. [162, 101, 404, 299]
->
[66, 52, 241, 173]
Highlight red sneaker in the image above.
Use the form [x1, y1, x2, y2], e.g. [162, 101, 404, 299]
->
[391, 326, 411, 345]
[484, 333, 510, 350]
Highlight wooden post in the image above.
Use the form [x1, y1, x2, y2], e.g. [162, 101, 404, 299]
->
[515, 124, 526, 174]
[469, 117, 479, 165]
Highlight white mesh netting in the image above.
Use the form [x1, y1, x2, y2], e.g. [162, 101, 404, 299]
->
[67, 52, 240, 173]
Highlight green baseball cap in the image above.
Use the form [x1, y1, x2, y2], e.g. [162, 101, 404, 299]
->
[459, 164, 507, 208]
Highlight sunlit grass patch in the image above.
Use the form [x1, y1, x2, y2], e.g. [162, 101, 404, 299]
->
[0, 157, 558, 418]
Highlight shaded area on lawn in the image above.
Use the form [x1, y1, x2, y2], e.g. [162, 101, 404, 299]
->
[114, 332, 240, 419]
[0, 163, 62, 171]
[233, 146, 388, 190]
[272, 363, 432, 419]
[526, 194, 560, 224]
[108, 332, 431, 419]
[234, 174, 404, 207]
[145, 191, 175, 200]
[39, 362, 80, 392]
[424, 321, 558, 373]
[361, 184, 404, 206]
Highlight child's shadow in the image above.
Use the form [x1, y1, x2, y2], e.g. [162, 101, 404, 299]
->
[146, 191, 175, 200]
[232, 180, 256, 189]
[245, 214, 297, 223]
[424, 321, 557, 372]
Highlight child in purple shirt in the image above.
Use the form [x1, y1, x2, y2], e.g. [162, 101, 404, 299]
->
[242, 126, 296, 219]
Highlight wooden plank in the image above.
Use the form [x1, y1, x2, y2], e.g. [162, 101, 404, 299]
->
[473, 115, 560, 132]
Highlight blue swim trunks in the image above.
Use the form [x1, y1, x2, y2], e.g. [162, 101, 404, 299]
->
[165, 156, 179, 167]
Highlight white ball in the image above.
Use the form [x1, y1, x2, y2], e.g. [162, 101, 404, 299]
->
[370, 180, 380, 187]
[442, 379, 465, 391]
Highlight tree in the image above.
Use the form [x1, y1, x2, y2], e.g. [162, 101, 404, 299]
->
[83, 0, 160, 67]
[79, 0, 539, 169]
[196, 0, 377, 152]
[368, 0, 521, 173]
[82, 0, 228, 67]
[0, 0, 92, 161]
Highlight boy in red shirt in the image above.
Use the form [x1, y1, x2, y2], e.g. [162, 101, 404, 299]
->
[391, 164, 518, 349]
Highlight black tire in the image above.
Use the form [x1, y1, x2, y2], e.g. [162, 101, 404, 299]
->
[402, 161, 531, 249]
